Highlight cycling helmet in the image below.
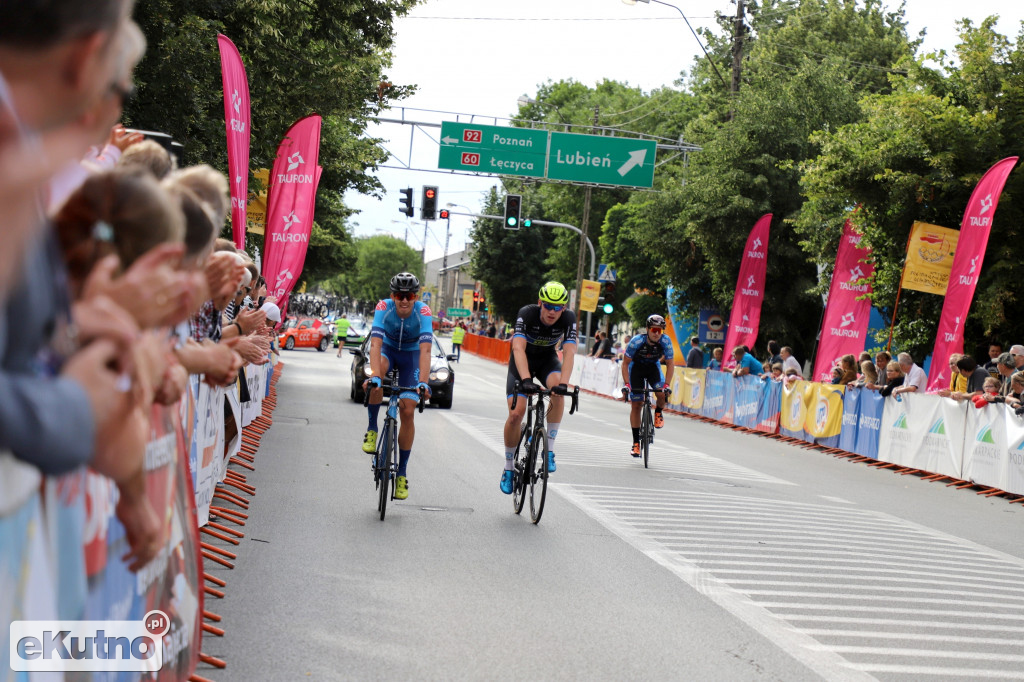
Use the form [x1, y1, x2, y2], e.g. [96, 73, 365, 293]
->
[390, 272, 420, 293]
[647, 314, 667, 328]
[538, 281, 569, 306]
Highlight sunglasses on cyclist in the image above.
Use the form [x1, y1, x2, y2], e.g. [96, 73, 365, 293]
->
[541, 302, 565, 312]
[648, 327, 664, 333]
[392, 292, 417, 301]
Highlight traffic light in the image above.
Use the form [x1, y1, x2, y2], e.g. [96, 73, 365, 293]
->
[522, 218, 532, 228]
[439, 209, 450, 219]
[602, 281, 616, 314]
[398, 187, 413, 217]
[421, 186, 438, 220]
[504, 194, 522, 230]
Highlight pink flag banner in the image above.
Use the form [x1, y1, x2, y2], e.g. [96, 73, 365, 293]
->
[217, 34, 251, 250]
[812, 220, 874, 381]
[927, 156, 1019, 390]
[723, 214, 772, 363]
[262, 115, 323, 308]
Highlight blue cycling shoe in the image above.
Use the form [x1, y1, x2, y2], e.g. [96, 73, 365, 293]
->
[547, 451, 556, 473]
[500, 470, 514, 495]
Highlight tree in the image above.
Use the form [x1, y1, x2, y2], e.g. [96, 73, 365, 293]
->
[469, 187, 555, 324]
[346, 235, 424, 305]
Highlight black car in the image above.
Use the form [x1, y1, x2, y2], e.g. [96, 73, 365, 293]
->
[349, 335, 456, 408]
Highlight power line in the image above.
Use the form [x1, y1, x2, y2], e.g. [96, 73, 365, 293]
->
[404, 15, 716, 22]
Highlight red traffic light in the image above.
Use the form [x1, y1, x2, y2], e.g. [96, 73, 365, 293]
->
[439, 209, 450, 219]
[425, 188, 436, 199]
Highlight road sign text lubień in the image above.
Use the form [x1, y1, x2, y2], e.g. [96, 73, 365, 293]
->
[437, 122, 657, 189]
[447, 308, 471, 318]
[438, 122, 547, 179]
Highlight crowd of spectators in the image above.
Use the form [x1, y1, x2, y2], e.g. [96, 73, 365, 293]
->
[1, 0, 278, 572]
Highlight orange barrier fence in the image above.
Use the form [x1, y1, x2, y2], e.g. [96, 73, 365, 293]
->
[462, 332, 511, 364]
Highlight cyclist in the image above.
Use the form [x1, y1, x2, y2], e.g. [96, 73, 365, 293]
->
[500, 281, 578, 494]
[621, 314, 675, 457]
[361, 273, 432, 500]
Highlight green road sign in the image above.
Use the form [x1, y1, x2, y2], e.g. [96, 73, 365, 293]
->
[547, 132, 656, 188]
[438, 122, 547, 178]
[446, 307, 472, 318]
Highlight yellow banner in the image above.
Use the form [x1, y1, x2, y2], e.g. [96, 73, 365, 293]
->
[781, 380, 813, 433]
[901, 221, 959, 295]
[579, 279, 601, 313]
[678, 368, 705, 409]
[246, 169, 270, 236]
[462, 289, 474, 310]
[804, 383, 845, 438]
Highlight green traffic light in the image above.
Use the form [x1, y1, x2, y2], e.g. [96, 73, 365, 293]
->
[523, 218, 532, 227]
[603, 303, 614, 314]
[507, 217, 517, 227]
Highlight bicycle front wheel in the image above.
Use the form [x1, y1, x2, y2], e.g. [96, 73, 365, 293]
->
[513, 424, 528, 515]
[379, 420, 397, 521]
[642, 404, 651, 469]
[529, 426, 549, 524]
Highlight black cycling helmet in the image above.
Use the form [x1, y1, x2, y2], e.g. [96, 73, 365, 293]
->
[647, 314, 666, 328]
[390, 272, 420, 293]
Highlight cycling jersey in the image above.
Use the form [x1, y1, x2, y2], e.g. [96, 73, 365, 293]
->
[624, 333, 674, 365]
[370, 300, 432, 352]
[511, 304, 578, 359]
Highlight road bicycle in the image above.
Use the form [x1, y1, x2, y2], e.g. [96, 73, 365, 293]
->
[622, 383, 669, 469]
[510, 381, 580, 524]
[364, 374, 425, 520]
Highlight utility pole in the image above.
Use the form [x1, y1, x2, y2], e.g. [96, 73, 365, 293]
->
[729, 0, 745, 120]
[573, 105, 600, 353]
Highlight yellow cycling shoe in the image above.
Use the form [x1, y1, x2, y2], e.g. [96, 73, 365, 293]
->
[362, 430, 377, 454]
[395, 476, 409, 500]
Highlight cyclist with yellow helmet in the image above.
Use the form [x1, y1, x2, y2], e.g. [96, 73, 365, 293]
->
[500, 281, 578, 494]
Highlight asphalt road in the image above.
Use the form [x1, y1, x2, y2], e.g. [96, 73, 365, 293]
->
[200, 344, 1024, 681]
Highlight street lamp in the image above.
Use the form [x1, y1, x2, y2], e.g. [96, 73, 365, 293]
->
[620, 0, 729, 90]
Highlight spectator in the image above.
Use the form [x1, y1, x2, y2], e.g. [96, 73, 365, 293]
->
[830, 365, 843, 384]
[731, 345, 762, 377]
[119, 138, 175, 179]
[856, 360, 878, 388]
[879, 361, 905, 397]
[779, 346, 801, 376]
[594, 331, 613, 359]
[984, 342, 1003, 377]
[1005, 372, 1024, 408]
[686, 336, 703, 369]
[708, 347, 724, 371]
[995, 352, 1016, 395]
[951, 355, 991, 401]
[874, 351, 892, 383]
[766, 339, 782, 366]
[768, 363, 783, 381]
[936, 353, 967, 398]
[1011, 344, 1024, 373]
[588, 331, 603, 357]
[836, 354, 858, 385]
[487, 322, 496, 338]
[892, 352, 926, 395]
[858, 351, 872, 366]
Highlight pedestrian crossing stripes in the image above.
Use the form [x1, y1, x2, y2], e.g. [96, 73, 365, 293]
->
[557, 484, 1024, 681]
[441, 411, 792, 486]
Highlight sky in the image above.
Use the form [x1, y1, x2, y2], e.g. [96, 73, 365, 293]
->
[343, 0, 1024, 263]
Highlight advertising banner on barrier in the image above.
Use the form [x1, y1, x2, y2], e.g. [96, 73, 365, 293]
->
[755, 379, 782, 433]
[812, 220, 874, 382]
[805, 383, 845, 448]
[963, 403, 1009, 488]
[680, 368, 706, 411]
[841, 387, 885, 458]
[780, 380, 814, 441]
[840, 385, 861, 452]
[1003, 411, 1024, 495]
[928, 156, 1019, 390]
[701, 370, 733, 422]
[723, 214, 772, 362]
[733, 375, 762, 429]
[878, 393, 966, 477]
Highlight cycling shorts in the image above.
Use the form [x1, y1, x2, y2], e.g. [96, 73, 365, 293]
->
[382, 344, 421, 402]
[506, 352, 562, 398]
[628, 363, 664, 402]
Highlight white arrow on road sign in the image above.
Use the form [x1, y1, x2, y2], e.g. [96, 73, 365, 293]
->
[441, 136, 458, 145]
[617, 149, 647, 177]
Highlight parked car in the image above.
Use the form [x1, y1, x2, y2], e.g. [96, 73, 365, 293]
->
[278, 316, 331, 352]
[349, 335, 456, 408]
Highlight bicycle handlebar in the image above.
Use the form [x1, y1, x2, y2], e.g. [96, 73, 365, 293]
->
[511, 381, 580, 414]
[363, 379, 427, 413]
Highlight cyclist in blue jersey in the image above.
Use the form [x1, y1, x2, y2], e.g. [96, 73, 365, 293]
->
[621, 314, 675, 457]
[361, 272, 433, 500]
[499, 281, 578, 494]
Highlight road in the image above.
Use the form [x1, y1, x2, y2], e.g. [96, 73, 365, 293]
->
[202, 344, 1024, 681]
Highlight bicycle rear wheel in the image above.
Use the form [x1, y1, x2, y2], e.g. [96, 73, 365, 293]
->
[529, 426, 549, 524]
[642, 403, 651, 469]
[512, 424, 528, 514]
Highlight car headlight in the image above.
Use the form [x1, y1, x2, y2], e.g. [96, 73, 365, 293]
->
[431, 368, 450, 382]
[363, 365, 374, 377]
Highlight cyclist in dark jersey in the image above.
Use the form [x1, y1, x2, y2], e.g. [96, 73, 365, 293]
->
[499, 281, 578, 494]
[621, 314, 675, 457]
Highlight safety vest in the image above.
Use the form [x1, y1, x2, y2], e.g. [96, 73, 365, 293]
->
[335, 318, 351, 337]
[451, 326, 465, 344]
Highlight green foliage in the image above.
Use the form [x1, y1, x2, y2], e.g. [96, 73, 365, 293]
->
[469, 187, 555, 323]
[127, 0, 417, 281]
[344, 235, 423, 303]
[625, 294, 667, 329]
[797, 16, 1024, 355]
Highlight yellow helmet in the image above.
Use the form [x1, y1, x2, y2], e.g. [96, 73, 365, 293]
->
[538, 281, 569, 306]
